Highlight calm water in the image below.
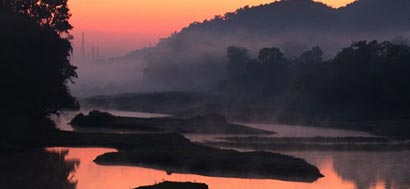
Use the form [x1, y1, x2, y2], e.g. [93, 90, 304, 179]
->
[44, 147, 410, 189]
[40, 110, 410, 189]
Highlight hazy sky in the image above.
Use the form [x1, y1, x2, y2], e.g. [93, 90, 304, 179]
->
[68, 0, 355, 58]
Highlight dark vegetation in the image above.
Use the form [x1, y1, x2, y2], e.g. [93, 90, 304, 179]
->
[0, 0, 78, 147]
[70, 110, 274, 134]
[222, 41, 410, 134]
[135, 181, 208, 189]
[205, 136, 410, 152]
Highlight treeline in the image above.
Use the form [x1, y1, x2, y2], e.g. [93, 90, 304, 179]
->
[221, 41, 410, 124]
[0, 0, 78, 143]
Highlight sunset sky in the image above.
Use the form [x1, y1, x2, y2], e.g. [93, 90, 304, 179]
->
[68, 0, 356, 58]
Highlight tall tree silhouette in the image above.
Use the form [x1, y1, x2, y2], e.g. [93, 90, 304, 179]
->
[226, 46, 251, 80]
[0, 1, 78, 142]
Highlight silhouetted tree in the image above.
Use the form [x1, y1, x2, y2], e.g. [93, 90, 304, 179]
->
[0, 0, 72, 34]
[299, 46, 323, 65]
[226, 46, 251, 79]
[221, 40, 410, 131]
[284, 40, 410, 124]
[223, 46, 292, 98]
[0, 1, 78, 141]
[258, 47, 285, 64]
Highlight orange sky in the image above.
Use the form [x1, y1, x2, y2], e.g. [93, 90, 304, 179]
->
[68, 0, 356, 58]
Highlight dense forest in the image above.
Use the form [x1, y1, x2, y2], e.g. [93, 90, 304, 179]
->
[221, 41, 410, 126]
[0, 0, 78, 144]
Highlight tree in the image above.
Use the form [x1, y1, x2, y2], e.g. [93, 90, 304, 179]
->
[0, 0, 73, 34]
[288, 41, 410, 123]
[257, 47, 290, 91]
[224, 46, 294, 98]
[226, 46, 251, 79]
[0, 1, 78, 139]
[258, 47, 285, 64]
[299, 46, 323, 65]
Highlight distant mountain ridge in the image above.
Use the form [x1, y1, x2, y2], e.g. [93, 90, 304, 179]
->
[181, 0, 410, 32]
[117, 0, 410, 61]
[115, 0, 410, 91]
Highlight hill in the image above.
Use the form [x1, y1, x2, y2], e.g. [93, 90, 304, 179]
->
[95, 0, 410, 93]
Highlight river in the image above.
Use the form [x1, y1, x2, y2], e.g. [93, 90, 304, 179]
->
[5, 109, 409, 189]
[42, 147, 410, 189]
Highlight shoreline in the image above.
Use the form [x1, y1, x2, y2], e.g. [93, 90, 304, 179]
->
[7, 130, 323, 183]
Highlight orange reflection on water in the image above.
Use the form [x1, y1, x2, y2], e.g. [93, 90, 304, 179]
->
[47, 147, 359, 189]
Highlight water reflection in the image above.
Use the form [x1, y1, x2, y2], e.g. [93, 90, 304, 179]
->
[42, 147, 410, 189]
[333, 152, 410, 189]
[280, 151, 410, 189]
[0, 149, 79, 189]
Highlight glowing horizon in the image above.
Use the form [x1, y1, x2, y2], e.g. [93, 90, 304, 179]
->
[68, 0, 355, 58]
